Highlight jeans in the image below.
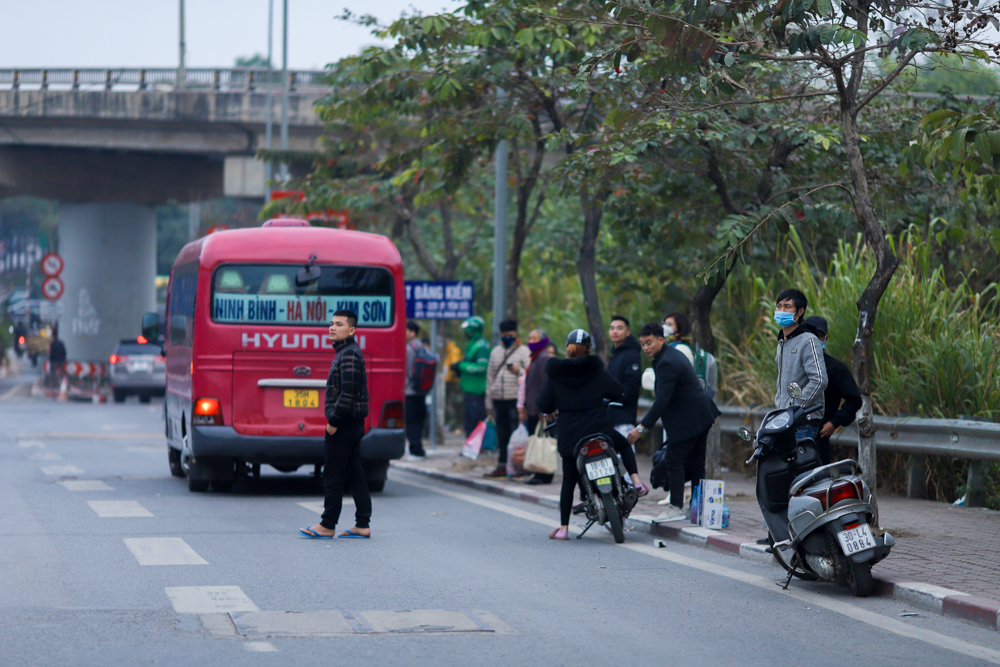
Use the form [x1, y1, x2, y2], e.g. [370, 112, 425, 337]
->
[491, 399, 518, 465]
[796, 423, 820, 442]
[663, 427, 709, 508]
[320, 425, 372, 530]
[404, 395, 427, 457]
[463, 393, 486, 437]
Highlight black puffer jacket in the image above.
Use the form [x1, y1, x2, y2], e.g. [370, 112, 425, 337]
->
[605, 335, 642, 425]
[536, 354, 624, 457]
[325, 335, 370, 429]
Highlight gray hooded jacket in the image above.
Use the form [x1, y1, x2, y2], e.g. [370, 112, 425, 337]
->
[774, 325, 827, 421]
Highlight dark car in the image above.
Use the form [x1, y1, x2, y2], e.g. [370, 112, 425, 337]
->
[110, 338, 166, 403]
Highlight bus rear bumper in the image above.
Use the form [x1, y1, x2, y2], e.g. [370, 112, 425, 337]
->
[190, 425, 405, 462]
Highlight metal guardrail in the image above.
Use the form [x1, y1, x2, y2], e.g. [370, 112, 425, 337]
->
[717, 405, 1000, 462]
[0, 68, 331, 92]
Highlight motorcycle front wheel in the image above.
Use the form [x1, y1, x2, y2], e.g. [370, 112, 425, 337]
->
[601, 492, 625, 544]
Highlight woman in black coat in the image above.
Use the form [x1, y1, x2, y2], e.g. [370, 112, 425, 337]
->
[536, 329, 646, 540]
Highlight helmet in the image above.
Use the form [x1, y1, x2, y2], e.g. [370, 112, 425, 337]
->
[460, 316, 485, 332]
[566, 329, 592, 346]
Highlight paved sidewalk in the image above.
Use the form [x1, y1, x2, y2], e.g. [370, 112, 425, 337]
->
[396, 439, 1000, 631]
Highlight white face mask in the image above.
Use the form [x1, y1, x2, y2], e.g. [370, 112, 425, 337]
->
[663, 324, 675, 337]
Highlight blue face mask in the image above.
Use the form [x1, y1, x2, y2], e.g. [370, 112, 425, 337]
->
[774, 311, 796, 327]
[501, 335, 516, 348]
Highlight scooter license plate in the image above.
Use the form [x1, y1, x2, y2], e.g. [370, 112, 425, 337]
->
[836, 524, 877, 555]
[585, 458, 616, 480]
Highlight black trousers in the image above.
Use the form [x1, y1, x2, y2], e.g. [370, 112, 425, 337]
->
[404, 395, 427, 457]
[664, 427, 709, 509]
[320, 425, 372, 530]
[463, 392, 486, 437]
[560, 454, 580, 526]
[492, 398, 518, 465]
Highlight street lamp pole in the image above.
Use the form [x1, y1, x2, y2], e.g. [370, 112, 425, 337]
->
[279, 0, 289, 181]
[177, 0, 186, 89]
[264, 0, 274, 200]
[492, 91, 508, 344]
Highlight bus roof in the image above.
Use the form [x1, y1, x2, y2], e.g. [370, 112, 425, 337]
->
[174, 225, 402, 270]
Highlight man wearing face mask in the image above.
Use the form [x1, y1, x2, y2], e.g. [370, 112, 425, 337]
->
[804, 316, 862, 464]
[774, 289, 828, 441]
[483, 320, 531, 479]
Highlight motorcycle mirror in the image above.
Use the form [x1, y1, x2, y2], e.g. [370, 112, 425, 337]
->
[787, 381, 802, 399]
[737, 427, 753, 442]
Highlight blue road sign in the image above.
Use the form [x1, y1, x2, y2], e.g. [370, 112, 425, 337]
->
[405, 280, 474, 320]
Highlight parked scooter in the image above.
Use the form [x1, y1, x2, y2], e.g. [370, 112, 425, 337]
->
[545, 402, 638, 544]
[737, 382, 894, 596]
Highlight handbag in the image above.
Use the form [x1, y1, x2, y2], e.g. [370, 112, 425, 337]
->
[523, 420, 558, 474]
[462, 421, 487, 460]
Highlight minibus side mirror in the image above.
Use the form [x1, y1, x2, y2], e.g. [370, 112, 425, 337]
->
[296, 254, 321, 287]
[141, 312, 161, 342]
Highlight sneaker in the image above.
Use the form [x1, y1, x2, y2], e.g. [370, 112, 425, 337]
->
[524, 477, 550, 486]
[483, 466, 507, 479]
[657, 496, 674, 505]
[652, 505, 687, 523]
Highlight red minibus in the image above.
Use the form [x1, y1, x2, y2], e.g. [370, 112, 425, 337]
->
[143, 219, 406, 492]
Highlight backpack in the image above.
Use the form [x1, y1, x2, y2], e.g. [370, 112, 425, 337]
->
[410, 344, 438, 393]
[694, 348, 718, 397]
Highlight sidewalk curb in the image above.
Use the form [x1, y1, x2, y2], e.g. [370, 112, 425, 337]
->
[392, 460, 1000, 634]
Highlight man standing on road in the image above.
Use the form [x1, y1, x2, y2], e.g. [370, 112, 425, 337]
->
[451, 316, 491, 437]
[47, 326, 67, 388]
[606, 315, 642, 438]
[299, 309, 372, 540]
[629, 323, 720, 523]
[404, 321, 429, 460]
[774, 289, 828, 440]
[804, 316, 862, 464]
[483, 319, 530, 479]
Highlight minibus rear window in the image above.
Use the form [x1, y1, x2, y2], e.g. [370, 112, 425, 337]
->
[210, 264, 394, 327]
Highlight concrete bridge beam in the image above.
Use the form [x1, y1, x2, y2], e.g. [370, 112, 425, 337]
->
[58, 203, 156, 362]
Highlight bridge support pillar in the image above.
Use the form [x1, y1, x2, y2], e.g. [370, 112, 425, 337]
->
[58, 203, 157, 362]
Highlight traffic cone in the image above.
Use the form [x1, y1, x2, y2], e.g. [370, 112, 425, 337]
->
[58, 377, 68, 402]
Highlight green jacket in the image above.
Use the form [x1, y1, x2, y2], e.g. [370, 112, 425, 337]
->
[457, 335, 491, 395]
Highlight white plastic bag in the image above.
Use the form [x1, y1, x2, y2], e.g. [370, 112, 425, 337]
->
[506, 423, 529, 477]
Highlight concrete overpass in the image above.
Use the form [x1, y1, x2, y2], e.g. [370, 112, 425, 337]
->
[0, 67, 329, 361]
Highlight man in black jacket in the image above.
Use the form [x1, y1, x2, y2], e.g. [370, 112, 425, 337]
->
[299, 309, 372, 540]
[628, 323, 720, 522]
[805, 316, 863, 465]
[605, 315, 642, 437]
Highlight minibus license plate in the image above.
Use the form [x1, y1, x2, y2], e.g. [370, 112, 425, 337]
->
[585, 458, 616, 480]
[283, 389, 318, 408]
[836, 524, 876, 556]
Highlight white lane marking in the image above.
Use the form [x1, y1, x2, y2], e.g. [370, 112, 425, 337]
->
[17, 440, 45, 448]
[29, 452, 62, 461]
[88, 500, 153, 518]
[41, 465, 85, 476]
[60, 480, 114, 491]
[124, 538, 208, 565]
[245, 642, 278, 653]
[165, 586, 259, 614]
[296, 499, 353, 515]
[1, 384, 24, 401]
[394, 476, 1000, 664]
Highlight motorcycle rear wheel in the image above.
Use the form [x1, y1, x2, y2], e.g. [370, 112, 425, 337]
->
[601, 493, 625, 544]
[769, 535, 820, 581]
[846, 560, 874, 597]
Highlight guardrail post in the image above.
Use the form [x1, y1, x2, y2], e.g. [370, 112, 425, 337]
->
[906, 455, 926, 499]
[139, 70, 147, 90]
[11, 70, 18, 90]
[104, 70, 112, 91]
[966, 460, 987, 508]
[212, 70, 220, 91]
[40, 70, 48, 91]
[71, 70, 79, 91]
[705, 420, 721, 479]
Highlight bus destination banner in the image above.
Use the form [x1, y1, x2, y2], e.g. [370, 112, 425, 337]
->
[213, 294, 392, 326]
[405, 280, 474, 320]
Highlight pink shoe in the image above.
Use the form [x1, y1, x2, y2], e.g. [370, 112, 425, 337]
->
[548, 527, 569, 540]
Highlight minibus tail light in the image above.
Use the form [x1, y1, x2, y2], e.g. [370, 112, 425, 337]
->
[379, 401, 405, 429]
[193, 397, 223, 426]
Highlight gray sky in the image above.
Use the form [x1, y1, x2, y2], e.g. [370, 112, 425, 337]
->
[1, 1, 457, 71]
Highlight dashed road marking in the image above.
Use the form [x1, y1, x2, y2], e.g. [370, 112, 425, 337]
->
[245, 642, 278, 652]
[40, 465, 85, 476]
[60, 480, 114, 491]
[17, 440, 45, 448]
[165, 586, 259, 614]
[88, 500, 153, 518]
[124, 537, 208, 565]
[29, 452, 62, 461]
[296, 499, 353, 515]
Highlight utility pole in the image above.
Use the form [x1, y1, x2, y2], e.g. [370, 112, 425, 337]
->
[177, 0, 186, 89]
[279, 0, 289, 182]
[491, 94, 508, 344]
[264, 0, 274, 200]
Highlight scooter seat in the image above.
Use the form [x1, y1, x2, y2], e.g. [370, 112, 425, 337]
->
[791, 465, 854, 490]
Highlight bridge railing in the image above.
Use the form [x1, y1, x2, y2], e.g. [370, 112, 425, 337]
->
[0, 68, 332, 92]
